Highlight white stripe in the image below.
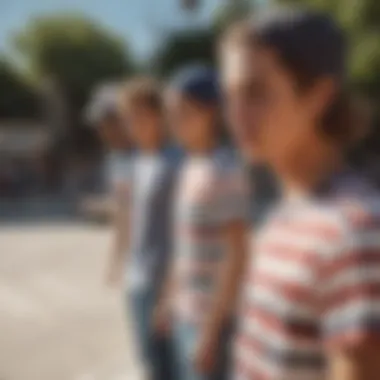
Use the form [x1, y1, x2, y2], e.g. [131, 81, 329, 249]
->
[254, 253, 314, 285]
[246, 284, 316, 320]
[325, 299, 380, 327]
[259, 224, 339, 253]
[235, 342, 278, 378]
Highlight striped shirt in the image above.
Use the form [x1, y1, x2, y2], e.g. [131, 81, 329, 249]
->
[234, 175, 380, 380]
[172, 148, 249, 324]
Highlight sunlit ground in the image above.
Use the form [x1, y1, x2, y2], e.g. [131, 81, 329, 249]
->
[0, 222, 144, 380]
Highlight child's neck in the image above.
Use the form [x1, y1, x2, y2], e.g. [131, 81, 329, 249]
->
[277, 146, 342, 200]
[140, 139, 163, 154]
[188, 137, 218, 156]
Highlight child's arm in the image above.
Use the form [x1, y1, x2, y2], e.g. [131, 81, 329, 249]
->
[195, 220, 248, 373]
[153, 258, 176, 335]
[106, 183, 130, 286]
[321, 212, 380, 380]
[195, 169, 250, 373]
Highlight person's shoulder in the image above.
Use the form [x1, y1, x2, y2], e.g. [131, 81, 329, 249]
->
[338, 192, 380, 235]
[314, 177, 380, 262]
[330, 174, 380, 228]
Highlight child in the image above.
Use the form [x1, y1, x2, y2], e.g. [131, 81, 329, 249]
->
[155, 65, 250, 380]
[118, 77, 178, 380]
[85, 82, 131, 285]
[220, 7, 380, 380]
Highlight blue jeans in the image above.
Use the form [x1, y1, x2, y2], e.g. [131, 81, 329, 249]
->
[128, 287, 175, 380]
[173, 320, 233, 380]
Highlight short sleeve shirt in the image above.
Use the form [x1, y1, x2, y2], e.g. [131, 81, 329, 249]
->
[233, 175, 380, 380]
[127, 148, 180, 292]
[172, 147, 249, 324]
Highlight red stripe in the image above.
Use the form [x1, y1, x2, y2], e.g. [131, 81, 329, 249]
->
[235, 333, 264, 357]
[242, 304, 319, 341]
[271, 219, 342, 240]
[323, 282, 380, 311]
[322, 250, 380, 278]
[259, 241, 319, 266]
[324, 329, 380, 350]
[251, 273, 313, 303]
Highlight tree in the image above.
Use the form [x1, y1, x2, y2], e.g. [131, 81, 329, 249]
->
[153, 0, 255, 77]
[0, 58, 38, 119]
[213, 0, 253, 32]
[13, 14, 135, 152]
[153, 29, 217, 77]
[278, 0, 380, 94]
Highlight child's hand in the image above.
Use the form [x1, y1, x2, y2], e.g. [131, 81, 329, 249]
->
[193, 330, 219, 374]
[105, 262, 123, 288]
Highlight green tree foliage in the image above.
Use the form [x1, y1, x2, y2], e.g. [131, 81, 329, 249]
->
[14, 14, 134, 108]
[0, 58, 38, 119]
[153, 0, 253, 77]
[153, 29, 217, 77]
[213, 0, 253, 32]
[278, 0, 380, 93]
[13, 14, 135, 152]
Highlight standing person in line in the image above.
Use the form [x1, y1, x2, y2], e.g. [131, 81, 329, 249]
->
[84, 83, 131, 285]
[154, 65, 250, 380]
[117, 77, 179, 380]
[221, 7, 380, 380]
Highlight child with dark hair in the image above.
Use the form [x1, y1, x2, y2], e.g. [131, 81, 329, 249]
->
[154, 65, 250, 380]
[221, 7, 380, 380]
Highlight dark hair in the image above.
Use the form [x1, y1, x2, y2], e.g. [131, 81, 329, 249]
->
[120, 76, 163, 112]
[275, 58, 369, 149]
[221, 10, 371, 150]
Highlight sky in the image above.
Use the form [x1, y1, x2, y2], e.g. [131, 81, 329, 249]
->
[0, 0, 223, 61]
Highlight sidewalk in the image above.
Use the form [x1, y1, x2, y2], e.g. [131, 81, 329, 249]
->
[0, 222, 144, 380]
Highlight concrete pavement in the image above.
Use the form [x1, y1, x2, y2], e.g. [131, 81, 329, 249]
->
[0, 222, 144, 380]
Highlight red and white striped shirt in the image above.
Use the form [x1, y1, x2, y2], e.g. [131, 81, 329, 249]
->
[234, 176, 380, 380]
[172, 148, 249, 324]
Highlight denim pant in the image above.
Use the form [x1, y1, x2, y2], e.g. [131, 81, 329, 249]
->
[173, 320, 233, 380]
[128, 287, 175, 380]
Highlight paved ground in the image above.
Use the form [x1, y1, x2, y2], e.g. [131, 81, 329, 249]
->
[0, 222, 144, 380]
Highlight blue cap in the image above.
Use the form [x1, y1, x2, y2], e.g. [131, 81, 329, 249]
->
[169, 65, 220, 105]
[84, 83, 120, 126]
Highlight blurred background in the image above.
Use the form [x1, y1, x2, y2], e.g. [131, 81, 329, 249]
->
[0, 0, 379, 379]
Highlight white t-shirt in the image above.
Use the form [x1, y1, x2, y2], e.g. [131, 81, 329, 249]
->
[105, 151, 131, 193]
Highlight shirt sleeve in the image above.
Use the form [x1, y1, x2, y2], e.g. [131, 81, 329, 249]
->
[320, 207, 380, 350]
[215, 164, 251, 225]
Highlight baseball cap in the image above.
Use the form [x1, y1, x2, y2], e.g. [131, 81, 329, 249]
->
[249, 7, 347, 81]
[169, 64, 220, 105]
[84, 82, 121, 126]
